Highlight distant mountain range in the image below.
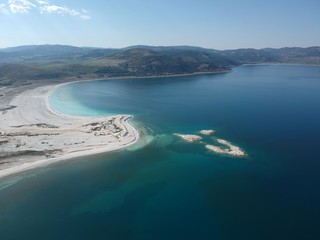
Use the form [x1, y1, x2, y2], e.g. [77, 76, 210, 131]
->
[0, 45, 319, 85]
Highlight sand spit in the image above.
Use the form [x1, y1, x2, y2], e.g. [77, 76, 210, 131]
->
[0, 84, 139, 179]
[173, 134, 202, 143]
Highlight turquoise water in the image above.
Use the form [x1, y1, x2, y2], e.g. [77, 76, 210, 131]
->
[1, 65, 320, 239]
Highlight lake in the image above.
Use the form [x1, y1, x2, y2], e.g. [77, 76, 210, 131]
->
[1, 64, 320, 240]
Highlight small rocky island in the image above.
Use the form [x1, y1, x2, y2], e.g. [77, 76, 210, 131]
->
[174, 130, 246, 157]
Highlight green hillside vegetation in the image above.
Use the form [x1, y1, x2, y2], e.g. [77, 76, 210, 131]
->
[0, 45, 319, 85]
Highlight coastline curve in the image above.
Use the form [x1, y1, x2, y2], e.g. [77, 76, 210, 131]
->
[0, 83, 140, 179]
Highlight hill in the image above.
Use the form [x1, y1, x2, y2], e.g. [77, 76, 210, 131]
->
[0, 45, 319, 85]
[220, 46, 320, 64]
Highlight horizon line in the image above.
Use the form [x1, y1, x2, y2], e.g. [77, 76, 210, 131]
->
[1, 44, 319, 51]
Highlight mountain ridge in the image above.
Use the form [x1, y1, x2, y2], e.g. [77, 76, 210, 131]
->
[1, 45, 319, 85]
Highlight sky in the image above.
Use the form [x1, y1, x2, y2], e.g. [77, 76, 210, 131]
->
[0, 0, 319, 49]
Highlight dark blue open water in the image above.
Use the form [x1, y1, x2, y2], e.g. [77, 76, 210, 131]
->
[1, 65, 320, 239]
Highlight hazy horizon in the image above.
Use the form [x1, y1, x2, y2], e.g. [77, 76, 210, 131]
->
[1, 0, 319, 50]
[1, 43, 319, 51]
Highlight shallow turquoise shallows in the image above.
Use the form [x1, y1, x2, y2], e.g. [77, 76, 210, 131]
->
[1, 65, 320, 240]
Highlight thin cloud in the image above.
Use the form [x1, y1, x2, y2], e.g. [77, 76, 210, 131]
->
[80, 8, 91, 20]
[39, 3, 91, 20]
[80, 14, 91, 20]
[0, 3, 10, 15]
[1, 0, 91, 19]
[8, 0, 35, 13]
[35, 0, 47, 5]
[38, 0, 90, 20]
[40, 5, 75, 15]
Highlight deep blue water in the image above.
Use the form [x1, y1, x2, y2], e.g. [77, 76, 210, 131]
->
[1, 65, 320, 240]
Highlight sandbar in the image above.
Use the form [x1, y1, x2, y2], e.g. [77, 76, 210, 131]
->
[0, 83, 139, 179]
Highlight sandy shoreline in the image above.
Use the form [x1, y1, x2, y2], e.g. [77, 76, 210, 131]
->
[0, 83, 139, 179]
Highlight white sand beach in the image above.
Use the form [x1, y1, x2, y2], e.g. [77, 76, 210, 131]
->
[0, 84, 139, 179]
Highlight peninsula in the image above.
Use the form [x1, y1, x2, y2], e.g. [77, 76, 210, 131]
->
[0, 83, 139, 178]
